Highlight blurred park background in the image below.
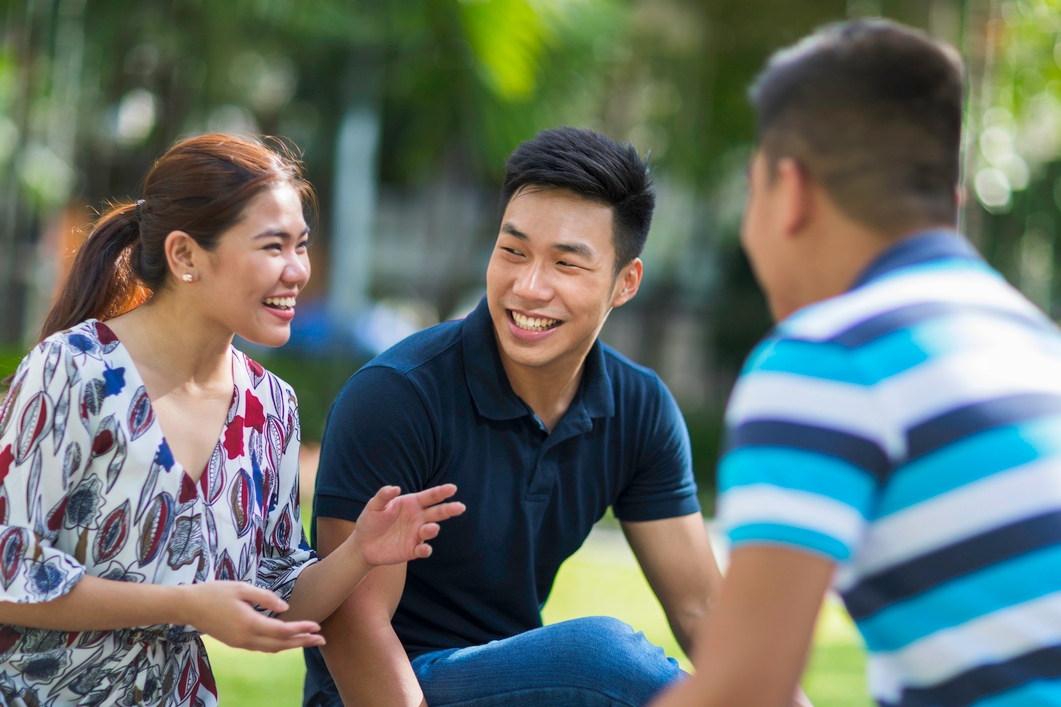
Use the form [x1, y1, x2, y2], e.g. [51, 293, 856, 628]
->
[1, 0, 1060, 704]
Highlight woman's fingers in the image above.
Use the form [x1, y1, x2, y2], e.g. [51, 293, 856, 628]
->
[247, 631, 326, 653]
[238, 584, 290, 614]
[246, 614, 321, 641]
[423, 501, 466, 524]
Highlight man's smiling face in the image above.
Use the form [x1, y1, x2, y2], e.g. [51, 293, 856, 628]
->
[486, 186, 639, 373]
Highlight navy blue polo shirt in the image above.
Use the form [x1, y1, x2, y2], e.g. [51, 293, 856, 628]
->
[305, 297, 698, 682]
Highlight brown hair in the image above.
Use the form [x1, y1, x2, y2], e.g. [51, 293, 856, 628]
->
[39, 133, 315, 341]
[750, 20, 964, 235]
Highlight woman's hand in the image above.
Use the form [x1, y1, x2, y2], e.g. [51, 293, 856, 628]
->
[352, 484, 465, 567]
[179, 581, 324, 652]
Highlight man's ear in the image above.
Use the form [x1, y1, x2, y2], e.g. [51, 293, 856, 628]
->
[775, 157, 813, 238]
[611, 258, 643, 308]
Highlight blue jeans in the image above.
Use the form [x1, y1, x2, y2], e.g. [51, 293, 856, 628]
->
[303, 616, 684, 707]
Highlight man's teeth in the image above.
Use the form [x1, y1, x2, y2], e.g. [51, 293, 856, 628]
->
[264, 296, 296, 309]
[511, 311, 560, 331]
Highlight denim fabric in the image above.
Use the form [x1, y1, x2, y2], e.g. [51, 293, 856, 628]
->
[302, 616, 683, 707]
[410, 617, 684, 707]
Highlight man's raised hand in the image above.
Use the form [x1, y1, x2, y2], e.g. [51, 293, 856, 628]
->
[353, 484, 465, 567]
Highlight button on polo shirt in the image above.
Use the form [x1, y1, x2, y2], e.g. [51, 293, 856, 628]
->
[309, 298, 699, 661]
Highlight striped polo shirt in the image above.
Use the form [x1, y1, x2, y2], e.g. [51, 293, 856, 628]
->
[717, 230, 1061, 707]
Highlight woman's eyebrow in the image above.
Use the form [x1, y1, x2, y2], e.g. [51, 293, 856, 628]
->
[254, 227, 310, 240]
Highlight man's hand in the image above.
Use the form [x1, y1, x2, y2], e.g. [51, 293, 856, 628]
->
[352, 484, 465, 566]
[648, 545, 833, 707]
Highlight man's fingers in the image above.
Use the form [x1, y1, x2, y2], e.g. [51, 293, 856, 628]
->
[423, 501, 465, 523]
[414, 542, 433, 559]
[418, 522, 441, 541]
[365, 485, 403, 512]
[412, 483, 458, 507]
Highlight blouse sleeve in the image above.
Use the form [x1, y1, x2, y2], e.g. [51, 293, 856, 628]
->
[0, 340, 89, 602]
[255, 383, 318, 609]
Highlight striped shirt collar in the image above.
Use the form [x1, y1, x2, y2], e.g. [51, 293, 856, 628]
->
[850, 229, 981, 290]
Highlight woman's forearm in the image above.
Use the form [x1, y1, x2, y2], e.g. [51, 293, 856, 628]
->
[0, 575, 189, 630]
[282, 536, 371, 623]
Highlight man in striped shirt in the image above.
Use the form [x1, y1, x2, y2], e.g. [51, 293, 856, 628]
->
[653, 19, 1061, 707]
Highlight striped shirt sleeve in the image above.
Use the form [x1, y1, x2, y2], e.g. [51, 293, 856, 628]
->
[716, 336, 891, 563]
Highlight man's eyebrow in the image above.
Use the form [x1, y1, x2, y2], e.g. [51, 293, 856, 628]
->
[500, 223, 529, 241]
[553, 241, 595, 258]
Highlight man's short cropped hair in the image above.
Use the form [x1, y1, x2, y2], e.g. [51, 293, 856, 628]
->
[500, 127, 655, 274]
[750, 19, 964, 234]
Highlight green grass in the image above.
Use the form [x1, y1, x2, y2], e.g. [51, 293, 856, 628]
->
[204, 530, 871, 706]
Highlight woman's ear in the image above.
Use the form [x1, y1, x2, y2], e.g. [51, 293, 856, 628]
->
[164, 230, 198, 283]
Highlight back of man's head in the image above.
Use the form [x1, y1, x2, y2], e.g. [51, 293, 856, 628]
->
[500, 127, 654, 274]
[750, 20, 964, 235]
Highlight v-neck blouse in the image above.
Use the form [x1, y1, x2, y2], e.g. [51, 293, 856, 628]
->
[0, 319, 318, 706]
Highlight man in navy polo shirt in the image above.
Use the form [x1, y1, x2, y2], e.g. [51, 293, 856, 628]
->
[303, 128, 724, 707]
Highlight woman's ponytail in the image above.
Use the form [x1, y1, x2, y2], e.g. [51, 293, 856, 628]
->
[38, 203, 149, 341]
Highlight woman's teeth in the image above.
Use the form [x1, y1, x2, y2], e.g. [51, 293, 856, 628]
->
[264, 296, 296, 310]
[511, 311, 560, 331]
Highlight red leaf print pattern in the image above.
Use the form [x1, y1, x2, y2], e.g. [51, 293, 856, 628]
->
[179, 473, 197, 504]
[0, 445, 13, 486]
[244, 391, 265, 433]
[0, 624, 18, 655]
[15, 392, 51, 464]
[0, 527, 26, 589]
[46, 497, 68, 532]
[91, 428, 114, 458]
[223, 416, 244, 460]
[93, 321, 118, 346]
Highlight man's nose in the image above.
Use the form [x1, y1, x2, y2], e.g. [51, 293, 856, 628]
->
[512, 260, 553, 303]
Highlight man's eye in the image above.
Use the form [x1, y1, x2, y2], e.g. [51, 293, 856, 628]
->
[501, 247, 524, 256]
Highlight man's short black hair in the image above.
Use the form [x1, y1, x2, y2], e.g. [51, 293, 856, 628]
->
[750, 19, 964, 234]
[500, 127, 655, 274]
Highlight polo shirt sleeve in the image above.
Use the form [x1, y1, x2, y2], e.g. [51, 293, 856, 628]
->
[613, 376, 701, 522]
[715, 337, 887, 563]
[313, 366, 436, 524]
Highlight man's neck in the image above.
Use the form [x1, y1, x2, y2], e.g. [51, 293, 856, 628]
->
[497, 342, 593, 433]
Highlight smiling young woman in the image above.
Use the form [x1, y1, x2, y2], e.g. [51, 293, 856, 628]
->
[0, 134, 463, 706]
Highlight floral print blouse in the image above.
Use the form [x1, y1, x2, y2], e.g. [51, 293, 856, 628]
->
[0, 320, 317, 706]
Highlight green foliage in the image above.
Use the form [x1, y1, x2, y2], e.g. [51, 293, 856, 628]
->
[684, 409, 724, 513]
[0, 346, 23, 384]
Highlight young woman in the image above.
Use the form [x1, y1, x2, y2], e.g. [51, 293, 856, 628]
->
[0, 134, 464, 706]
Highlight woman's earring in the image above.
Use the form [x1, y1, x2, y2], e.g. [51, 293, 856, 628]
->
[182, 274, 194, 283]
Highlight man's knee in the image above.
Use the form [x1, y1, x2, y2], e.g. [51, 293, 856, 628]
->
[544, 617, 683, 697]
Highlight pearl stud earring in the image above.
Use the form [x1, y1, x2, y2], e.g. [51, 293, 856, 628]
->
[182, 274, 193, 283]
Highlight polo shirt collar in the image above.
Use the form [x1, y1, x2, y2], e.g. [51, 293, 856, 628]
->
[851, 228, 981, 290]
[461, 298, 615, 422]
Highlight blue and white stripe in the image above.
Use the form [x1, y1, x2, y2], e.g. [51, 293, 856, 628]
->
[717, 231, 1061, 707]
